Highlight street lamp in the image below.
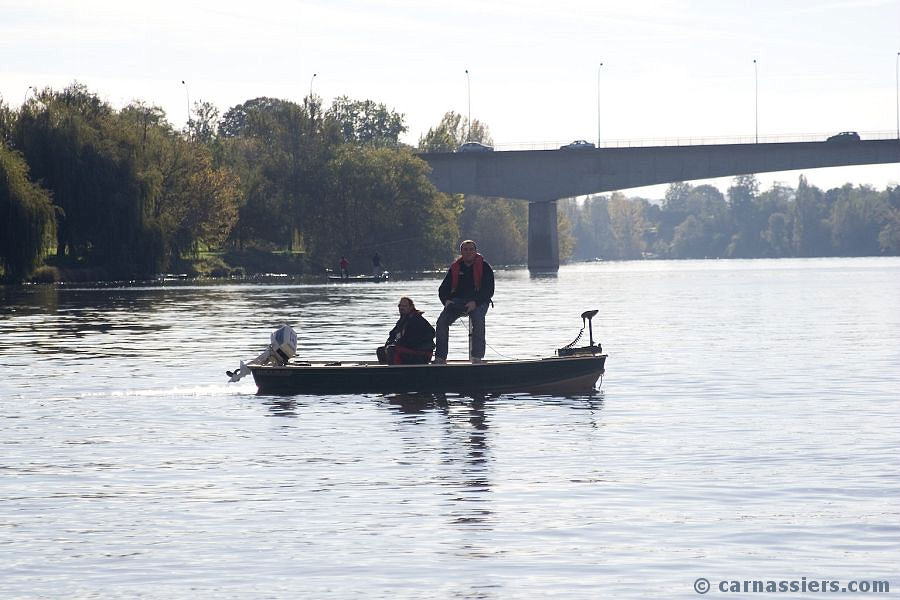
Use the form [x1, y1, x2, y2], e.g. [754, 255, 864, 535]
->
[465, 69, 471, 141]
[895, 52, 899, 140]
[753, 59, 758, 143]
[23, 85, 34, 105]
[181, 80, 191, 136]
[310, 73, 317, 97]
[597, 63, 603, 147]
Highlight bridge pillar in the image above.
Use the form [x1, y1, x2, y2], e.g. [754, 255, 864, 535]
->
[527, 200, 559, 272]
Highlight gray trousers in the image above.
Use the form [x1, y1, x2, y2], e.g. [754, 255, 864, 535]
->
[435, 299, 489, 360]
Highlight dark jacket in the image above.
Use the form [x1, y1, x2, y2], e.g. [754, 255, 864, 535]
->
[387, 310, 436, 350]
[438, 259, 495, 306]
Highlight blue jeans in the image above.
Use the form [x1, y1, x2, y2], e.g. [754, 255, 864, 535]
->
[435, 299, 489, 360]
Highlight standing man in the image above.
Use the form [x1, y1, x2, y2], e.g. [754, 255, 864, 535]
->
[372, 251, 382, 277]
[339, 256, 349, 279]
[434, 240, 495, 364]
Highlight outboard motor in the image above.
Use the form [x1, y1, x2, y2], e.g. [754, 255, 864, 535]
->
[557, 310, 603, 357]
[227, 324, 297, 382]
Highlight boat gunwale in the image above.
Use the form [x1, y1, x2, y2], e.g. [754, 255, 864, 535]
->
[249, 354, 607, 370]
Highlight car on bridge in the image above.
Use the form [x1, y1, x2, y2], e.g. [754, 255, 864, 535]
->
[457, 141, 494, 152]
[560, 139, 596, 150]
[826, 131, 861, 143]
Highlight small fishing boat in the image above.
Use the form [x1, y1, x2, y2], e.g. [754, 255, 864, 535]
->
[326, 272, 390, 283]
[227, 310, 606, 395]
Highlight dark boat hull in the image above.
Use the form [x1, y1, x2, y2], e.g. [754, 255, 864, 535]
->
[250, 355, 606, 395]
[327, 275, 388, 283]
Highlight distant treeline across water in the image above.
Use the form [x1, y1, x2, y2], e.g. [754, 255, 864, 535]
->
[561, 176, 899, 261]
[2, 83, 897, 283]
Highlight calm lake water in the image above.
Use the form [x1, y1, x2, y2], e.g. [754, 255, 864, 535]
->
[1, 258, 898, 599]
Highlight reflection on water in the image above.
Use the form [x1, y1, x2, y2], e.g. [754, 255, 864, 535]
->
[1, 258, 898, 598]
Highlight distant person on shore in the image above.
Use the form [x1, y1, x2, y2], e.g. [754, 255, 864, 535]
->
[433, 240, 495, 364]
[372, 252, 382, 277]
[339, 256, 349, 279]
[377, 297, 436, 365]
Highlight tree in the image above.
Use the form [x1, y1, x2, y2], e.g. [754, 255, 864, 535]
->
[828, 184, 890, 256]
[417, 111, 493, 152]
[188, 100, 220, 144]
[607, 192, 646, 259]
[14, 83, 153, 276]
[726, 174, 762, 257]
[671, 215, 706, 258]
[762, 212, 791, 257]
[457, 196, 528, 265]
[877, 186, 900, 254]
[326, 96, 407, 146]
[303, 145, 460, 268]
[0, 144, 55, 281]
[219, 96, 339, 251]
[790, 175, 829, 256]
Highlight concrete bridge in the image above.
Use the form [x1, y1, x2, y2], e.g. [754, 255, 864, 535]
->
[420, 138, 900, 270]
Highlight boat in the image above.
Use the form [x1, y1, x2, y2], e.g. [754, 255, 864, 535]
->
[227, 310, 606, 395]
[249, 355, 605, 395]
[327, 272, 390, 283]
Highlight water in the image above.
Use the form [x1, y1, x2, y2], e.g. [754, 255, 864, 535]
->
[1, 258, 898, 599]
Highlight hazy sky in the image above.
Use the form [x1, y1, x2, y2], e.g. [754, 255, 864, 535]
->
[2, 0, 899, 196]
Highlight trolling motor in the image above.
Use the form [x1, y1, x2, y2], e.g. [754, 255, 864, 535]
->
[226, 324, 298, 383]
[557, 310, 603, 357]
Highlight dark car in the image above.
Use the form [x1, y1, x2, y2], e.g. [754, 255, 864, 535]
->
[457, 141, 494, 152]
[826, 131, 860, 143]
[560, 139, 596, 150]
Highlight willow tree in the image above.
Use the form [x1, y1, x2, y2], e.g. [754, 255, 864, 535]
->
[13, 84, 154, 277]
[0, 144, 55, 282]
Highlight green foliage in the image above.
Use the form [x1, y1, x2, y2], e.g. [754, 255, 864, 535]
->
[417, 111, 493, 152]
[8, 81, 896, 283]
[563, 175, 899, 261]
[305, 145, 460, 268]
[457, 196, 528, 265]
[9, 83, 241, 279]
[0, 144, 55, 282]
[219, 96, 340, 252]
[326, 96, 407, 146]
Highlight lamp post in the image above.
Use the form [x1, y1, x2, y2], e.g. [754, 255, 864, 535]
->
[310, 73, 317, 97]
[181, 80, 191, 136]
[895, 52, 899, 140]
[597, 62, 603, 147]
[465, 69, 471, 141]
[23, 85, 34, 105]
[753, 59, 758, 143]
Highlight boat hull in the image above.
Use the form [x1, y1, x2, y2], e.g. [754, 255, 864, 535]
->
[327, 275, 388, 283]
[250, 355, 606, 395]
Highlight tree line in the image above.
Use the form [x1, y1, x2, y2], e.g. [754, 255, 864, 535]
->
[3, 82, 897, 283]
[2, 82, 527, 283]
[561, 175, 900, 260]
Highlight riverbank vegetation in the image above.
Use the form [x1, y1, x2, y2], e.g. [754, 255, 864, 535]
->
[1, 84, 510, 283]
[561, 176, 899, 260]
[2, 82, 897, 283]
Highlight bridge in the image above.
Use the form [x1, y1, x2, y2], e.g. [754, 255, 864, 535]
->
[420, 138, 900, 270]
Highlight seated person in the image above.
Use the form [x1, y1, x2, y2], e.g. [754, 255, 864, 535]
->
[376, 297, 436, 365]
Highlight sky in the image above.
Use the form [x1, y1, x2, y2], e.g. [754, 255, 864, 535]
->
[2, 0, 899, 198]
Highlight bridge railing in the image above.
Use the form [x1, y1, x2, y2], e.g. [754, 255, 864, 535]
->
[492, 130, 897, 151]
